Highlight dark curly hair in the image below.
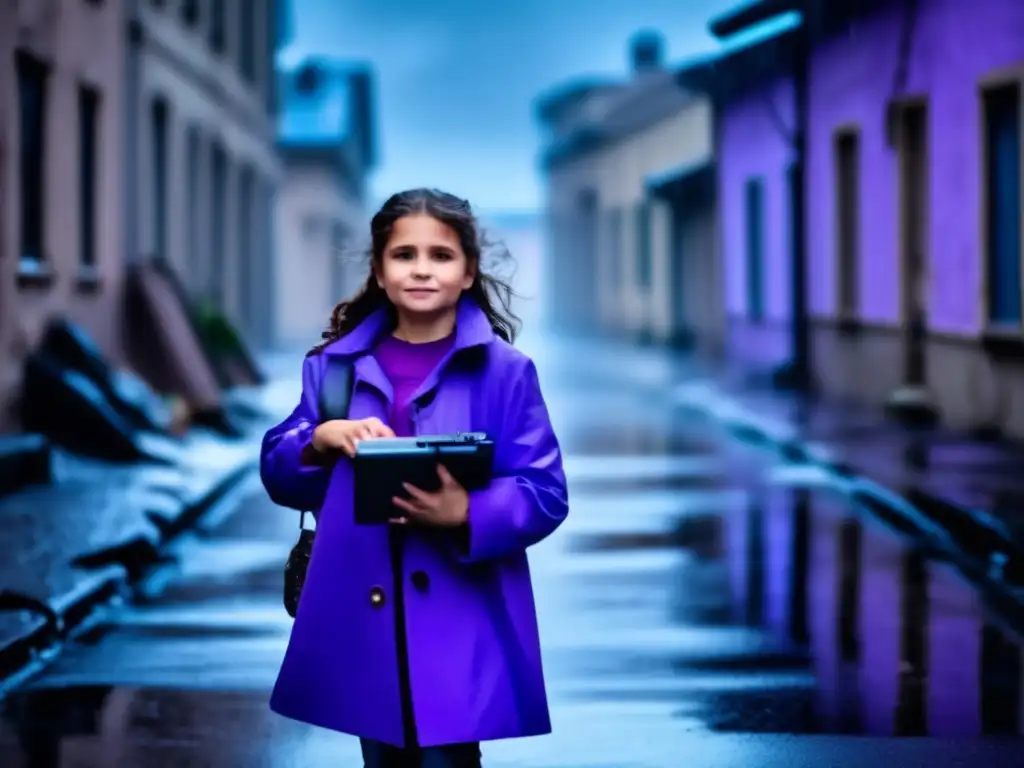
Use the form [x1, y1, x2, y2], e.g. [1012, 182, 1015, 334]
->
[308, 188, 520, 355]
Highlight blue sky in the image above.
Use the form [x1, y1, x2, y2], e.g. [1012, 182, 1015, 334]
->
[282, 0, 745, 212]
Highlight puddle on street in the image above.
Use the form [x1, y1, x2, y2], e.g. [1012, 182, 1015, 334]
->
[2, 410, 1024, 766]
[554, 466, 1024, 739]
[718, 485, 1024, 737]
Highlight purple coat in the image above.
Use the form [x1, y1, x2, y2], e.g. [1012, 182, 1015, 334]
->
[260, 298, 569, 747]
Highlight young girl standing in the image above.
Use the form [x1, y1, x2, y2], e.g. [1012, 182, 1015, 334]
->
[260, 188, 569, 768]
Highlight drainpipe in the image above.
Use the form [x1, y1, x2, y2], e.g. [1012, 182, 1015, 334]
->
[711, 0, 811, 393]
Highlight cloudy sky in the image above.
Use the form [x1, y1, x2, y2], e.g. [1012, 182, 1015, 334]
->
[283, 0, 744, 212]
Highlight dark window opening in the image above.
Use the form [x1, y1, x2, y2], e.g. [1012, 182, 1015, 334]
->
[17, 51, 49, 266]
[835, 130, 861, 317]
[79, 85, 101, 268]
[209, 0, 226, 53]
[983, 83, 1022, 326]
[744, 177, 765, 321]
[635, 201, 652, 289]
[151, 97, 169, 262]
[185, 126, 202, 287]
[181, 0, 199, 26]
[210, 143, 228, 302]
[240, 7, 256, 82]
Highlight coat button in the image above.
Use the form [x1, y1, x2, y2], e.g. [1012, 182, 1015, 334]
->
[411, 571, 430, 592]
[369, 586, 386, 608]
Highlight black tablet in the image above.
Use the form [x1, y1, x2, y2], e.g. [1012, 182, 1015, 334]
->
[352, 432, 495, 525]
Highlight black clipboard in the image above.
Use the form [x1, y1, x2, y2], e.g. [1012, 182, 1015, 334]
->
[352, 432, 494, 525]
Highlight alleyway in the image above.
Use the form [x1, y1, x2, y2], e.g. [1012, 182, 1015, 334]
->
[0, 335, 1022, 767]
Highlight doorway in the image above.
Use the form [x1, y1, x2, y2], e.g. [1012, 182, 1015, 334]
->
[896, 101, 929, 387]
[670, 202, 715, 349]
[834, 129, 860, 319]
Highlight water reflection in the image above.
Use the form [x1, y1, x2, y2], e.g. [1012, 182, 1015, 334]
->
[0, 684, 354, 767]
[725, 482, 1024, 737]
[1, 686, 111, 767]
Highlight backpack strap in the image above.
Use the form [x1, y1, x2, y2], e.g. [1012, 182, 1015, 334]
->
[318, 355, 355, 422]
[300, 355, 355, 528]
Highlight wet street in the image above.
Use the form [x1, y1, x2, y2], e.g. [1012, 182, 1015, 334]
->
[2, 336, 1024, 766]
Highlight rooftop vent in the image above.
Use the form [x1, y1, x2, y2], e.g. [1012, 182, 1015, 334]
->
[629, 30, 665, 73]
[295, 63, 322, 94]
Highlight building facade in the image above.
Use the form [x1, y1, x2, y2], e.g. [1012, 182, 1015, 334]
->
[274, 57, 376, 347]
[478, 211, 546, 331]
[678, 29, 799, 379]
[126, 0, 281, 348]
[701, 0, 1024, 436]
[0, 0, 126, 427]
[536, 33, 721, 351]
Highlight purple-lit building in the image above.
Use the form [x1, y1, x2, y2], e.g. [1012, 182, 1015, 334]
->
[684, 0, 1024, 437]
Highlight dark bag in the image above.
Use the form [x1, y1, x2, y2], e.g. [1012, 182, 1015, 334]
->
[283, 356, 354, 618]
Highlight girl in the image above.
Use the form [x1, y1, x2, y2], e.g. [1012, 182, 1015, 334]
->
[260, 188, 569, 768]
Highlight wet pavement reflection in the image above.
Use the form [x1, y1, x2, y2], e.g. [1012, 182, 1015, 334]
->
[2, 344, 1024, 766]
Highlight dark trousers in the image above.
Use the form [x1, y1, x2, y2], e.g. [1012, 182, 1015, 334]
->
[360, 739, 482, 768]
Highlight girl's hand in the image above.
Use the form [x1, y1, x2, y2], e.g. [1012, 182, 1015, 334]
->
[392, 465, 469, 527]
[312, 417, 394, 457]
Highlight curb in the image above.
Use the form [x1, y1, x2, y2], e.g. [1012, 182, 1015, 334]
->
[0, 460, 257, 699]
[673, 384, 1024, 603]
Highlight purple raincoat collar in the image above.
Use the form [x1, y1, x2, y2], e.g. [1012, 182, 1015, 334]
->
[321, 295, 497, 357]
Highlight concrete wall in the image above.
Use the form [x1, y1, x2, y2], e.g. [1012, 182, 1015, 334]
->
[804, 0, 1024, 433]
[131, 0, 280, 347]
[547, 97, 714, 341]
[0, 0, 126, 427]
[717, 76, 796, 371]
[808, 0, 1024, 331]
[274, 162, 367, 346]
[718, 0, 1024, 434]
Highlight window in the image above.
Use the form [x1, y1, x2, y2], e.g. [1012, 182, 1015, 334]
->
[151, 97, 169, 262]
[237, 165, 255, 328]
[834, 129, 861, 317]
[983, 82, 1022, 327]
[744, 177, 765, 321]
[577, 190, 598, 312]
[185, 127, 201, 286]
[209, 0, 226, 53]
[180, 0, 199, 26]
[606, 208, 622, 292]
[17, 51, 48, 266]
[78, 85, 100, 268]
[240, 5, 256, 82]
[634, 200, 652, 289]
[210, 143, 228, 302]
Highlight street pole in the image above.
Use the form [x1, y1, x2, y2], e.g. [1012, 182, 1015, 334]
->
[787, 10, 811, 393]
[710, 0, 812, 394]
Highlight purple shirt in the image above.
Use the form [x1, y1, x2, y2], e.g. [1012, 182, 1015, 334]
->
[373, 333, 455, 436]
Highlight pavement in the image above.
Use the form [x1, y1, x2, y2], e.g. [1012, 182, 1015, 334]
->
[0, 401, 266, 696]
[0, 334, 1022, 766]
[531, 333, 1024, 599]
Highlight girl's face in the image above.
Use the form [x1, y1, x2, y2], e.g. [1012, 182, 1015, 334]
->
[376, 213, 475, 320]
